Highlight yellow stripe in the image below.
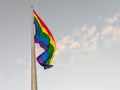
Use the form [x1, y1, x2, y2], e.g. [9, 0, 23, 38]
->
[50, 52, 56, 64]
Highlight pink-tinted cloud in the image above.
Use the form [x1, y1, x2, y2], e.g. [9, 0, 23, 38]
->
[105, 13, 120, 24]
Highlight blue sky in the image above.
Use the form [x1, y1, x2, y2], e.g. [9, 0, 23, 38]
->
[0, 0, 120, 90]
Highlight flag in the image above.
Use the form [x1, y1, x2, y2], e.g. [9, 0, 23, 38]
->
[33, 10, 56, 69]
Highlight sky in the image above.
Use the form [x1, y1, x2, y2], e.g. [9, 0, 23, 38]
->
[0, 0, 120, 90]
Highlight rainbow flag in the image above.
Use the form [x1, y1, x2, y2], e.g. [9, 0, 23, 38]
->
[33, 10, 56, 69]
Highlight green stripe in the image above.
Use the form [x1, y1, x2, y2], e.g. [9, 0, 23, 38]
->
[34, 17, 55, 65]
[45, 45, 55, 65]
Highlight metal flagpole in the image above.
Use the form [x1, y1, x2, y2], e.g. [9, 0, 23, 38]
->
[31, 6, 38, 90]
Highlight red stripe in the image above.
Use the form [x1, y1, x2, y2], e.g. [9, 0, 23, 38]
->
[33, 10, 55, 42]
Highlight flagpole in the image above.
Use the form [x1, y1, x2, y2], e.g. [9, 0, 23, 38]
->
[31, 6, 38, 90]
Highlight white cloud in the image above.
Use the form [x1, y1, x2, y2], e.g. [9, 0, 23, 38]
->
[101, 25, 113, 39]
[56, 36, 69, 55]
[80, 32, 100, 53]
[56, 35, 81, 55]
[105, 16, 117, 24]
[69, 41, 80, 49]
[89, 32, 100, 51]
[56, 25, 98, 55]
[105, 13, 120, 24]
[111, 26, 120, 43]
[56, 13, 120, 66]
[87, 25, 96, 37]
[81, 24, 88, 32]
[101, 25, 120, 47]
[57, 23, 120, 56]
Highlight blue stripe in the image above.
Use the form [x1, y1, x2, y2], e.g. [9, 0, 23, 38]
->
[41, 51, 50, 62]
